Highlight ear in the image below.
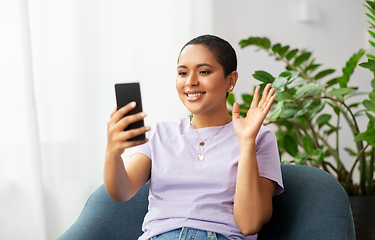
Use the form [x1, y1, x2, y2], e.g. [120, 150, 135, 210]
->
[226, 71, 238, 92]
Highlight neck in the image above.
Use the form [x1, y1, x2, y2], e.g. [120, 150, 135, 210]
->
[191, 111, 232, 129]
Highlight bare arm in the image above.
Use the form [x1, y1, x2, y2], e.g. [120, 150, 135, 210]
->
[103, 102, 151, 202]
[232, 83, 277, 235]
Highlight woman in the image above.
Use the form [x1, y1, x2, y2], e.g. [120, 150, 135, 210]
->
[104, 35, 283, 240]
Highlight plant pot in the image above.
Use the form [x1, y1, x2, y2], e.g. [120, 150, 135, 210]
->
[349, 196, 375, 240]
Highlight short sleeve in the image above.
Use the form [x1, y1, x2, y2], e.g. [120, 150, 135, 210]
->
[256, 126, 284, 196]
[130, 127, 154, 160]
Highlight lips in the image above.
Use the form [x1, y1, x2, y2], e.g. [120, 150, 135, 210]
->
[185, 91, 206, 101]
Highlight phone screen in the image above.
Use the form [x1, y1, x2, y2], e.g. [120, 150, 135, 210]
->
[115, 82, 145, 141]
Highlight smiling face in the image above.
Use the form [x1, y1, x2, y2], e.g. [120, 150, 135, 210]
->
[176, 44, 237, 117]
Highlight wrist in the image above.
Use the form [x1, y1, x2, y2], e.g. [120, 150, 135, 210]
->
[105, 148, 124, 162]
[238, 138, 256, 150]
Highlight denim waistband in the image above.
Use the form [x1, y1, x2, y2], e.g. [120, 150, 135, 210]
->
[150, 227, 229, 240]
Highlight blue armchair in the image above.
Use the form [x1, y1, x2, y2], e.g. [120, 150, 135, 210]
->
[58, 164, 356, 240]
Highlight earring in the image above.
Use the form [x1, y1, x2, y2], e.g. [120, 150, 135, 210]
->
[228, 86, 234, 91]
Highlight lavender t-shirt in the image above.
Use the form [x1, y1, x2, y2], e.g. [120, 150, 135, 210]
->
[131, 118, 283, 240]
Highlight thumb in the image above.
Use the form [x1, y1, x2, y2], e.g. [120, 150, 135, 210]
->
[232, 102, 240, 122]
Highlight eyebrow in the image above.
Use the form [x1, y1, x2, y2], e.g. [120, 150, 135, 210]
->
[177, 63, 214, 70]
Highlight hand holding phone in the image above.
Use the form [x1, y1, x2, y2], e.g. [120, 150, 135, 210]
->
[115, 82, 146, 141]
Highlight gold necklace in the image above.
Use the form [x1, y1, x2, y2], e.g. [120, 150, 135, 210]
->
[190, 117, 231, 161]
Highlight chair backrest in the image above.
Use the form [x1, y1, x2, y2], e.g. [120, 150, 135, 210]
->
[258, 164, 355, 240]
[58, 164, 355, 240]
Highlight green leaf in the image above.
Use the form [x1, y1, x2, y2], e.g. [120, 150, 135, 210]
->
[242, 94, 253, 105]
[366, 112, 375, 129]
[272, 77, 288, 93]
[369, 92, 375, 103]
[327, 88, 355, 100]
[293, 52, 312, 66]
[362, 129, 375, 147]
[227, 93, 235, 106]
[315, 114, 331, 128]
[294, 151, 307, 165]
[239, 38, 254, 48]
[261, 37, 271, 49]
[281, 160, 291, 165]
[275, 92, 294, 101]
[369, 30, 375, 39]
[286, 49, 298, 61]
[313, 69, 335, 80]
[363, 99, 375, 112]
[365, 3, 375, 16]
[272, 43, 281, 53]
[269, 101, 284, 121]
[359, 59, 375, 71]
[279, 71, 291, 78]
[369, 40, 375, 48]
[312, 149, 324, 164]
[309, 103, 325, 119]
[302, 135, 314, 155]
[279, 46, 290, 56]
[326, 78, 338, 88]
[366, 54, 375, 60]
[295, 83, 325, 100]
[305, 64, 322, 73]
[344, 147, 357, 156]
[353, 132, 363, 142]
[283, 134, 299, 157]
[282, 107, 299, 119]
[349, 102, 361, 108]
[288, 71, 300, 84]
[366, 13, 375, 23]
[253, 71, 275, 83]
[338, 49, 365, 88]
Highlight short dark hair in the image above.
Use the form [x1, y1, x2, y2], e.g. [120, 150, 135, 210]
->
[178, 34, 237, 78]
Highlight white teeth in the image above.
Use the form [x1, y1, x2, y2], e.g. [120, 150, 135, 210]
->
[187, 93, 204, 97]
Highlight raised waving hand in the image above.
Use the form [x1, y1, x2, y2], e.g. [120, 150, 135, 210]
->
[232, 83, 275, 142]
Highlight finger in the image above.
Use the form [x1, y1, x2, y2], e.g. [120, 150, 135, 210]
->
[110, 107, 117, 118]
[251, 86, 260, 108]
[259, 83, 272, 107]
[263, 95, 276, 114]
[120, 138, 149, 149]
[232, 102, 240, 122]
[110, 101, 137, 124]
[262, 87, 275, 108]
[118, 126, 151, 142]
[116, 112, 147, 132]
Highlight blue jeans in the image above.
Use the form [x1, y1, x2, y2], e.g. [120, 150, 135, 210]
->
[150, 227, 229, 240]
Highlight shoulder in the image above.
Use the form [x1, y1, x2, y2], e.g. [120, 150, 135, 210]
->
[147, 118, 190, 139]
[256, 126, 277, 142]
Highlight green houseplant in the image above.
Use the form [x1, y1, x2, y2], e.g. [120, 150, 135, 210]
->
[228, 1, 375, 196]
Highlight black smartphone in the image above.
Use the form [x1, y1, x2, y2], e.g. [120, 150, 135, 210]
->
[115, 82, 145, 141]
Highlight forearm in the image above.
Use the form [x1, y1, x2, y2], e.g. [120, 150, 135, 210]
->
[234, 140, 274, 235]
[103, 152, 134, 202]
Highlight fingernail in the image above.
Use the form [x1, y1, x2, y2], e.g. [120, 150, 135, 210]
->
[145, 126, 151, 130]
[131, 101, 136, 107]
[140, 112, 146, 117]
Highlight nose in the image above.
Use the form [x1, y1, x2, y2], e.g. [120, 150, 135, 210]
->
[185, 72, 199, 86]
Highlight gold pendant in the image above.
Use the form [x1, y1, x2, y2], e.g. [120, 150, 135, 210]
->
[197, 154, 204, 161]
[199, 142, 205, 146]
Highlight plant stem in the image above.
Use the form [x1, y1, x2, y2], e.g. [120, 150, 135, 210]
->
[367, 147, 375, 196]
[345, 142, 370, 191]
